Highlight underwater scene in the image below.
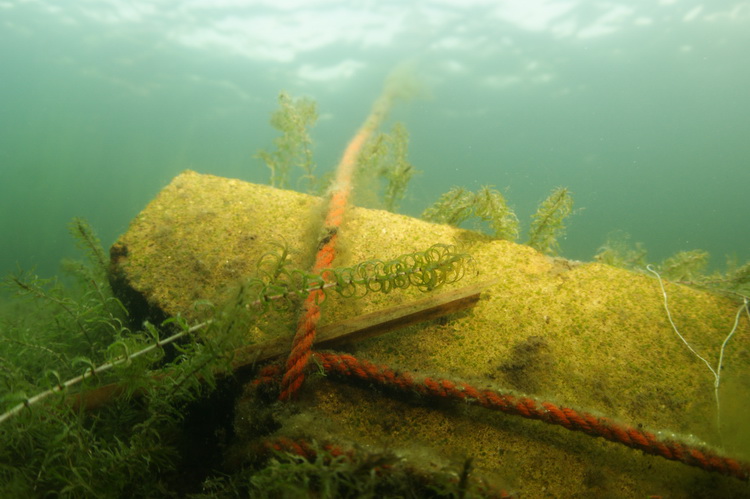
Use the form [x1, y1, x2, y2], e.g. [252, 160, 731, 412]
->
[1, 1, 749, 497]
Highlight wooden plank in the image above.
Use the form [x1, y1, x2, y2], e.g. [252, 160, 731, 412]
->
[229, 280, 496, 369]
[317, 279, 494, 346]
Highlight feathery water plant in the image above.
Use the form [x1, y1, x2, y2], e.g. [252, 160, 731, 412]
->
[594, 230, 648, 269]
[257, 91, 318, 192]
[0, 220, 473, 495]
[655, 251, 750, 299]
[716, 259, 750, 297]
[421, 187, 476, 227]
[659, 250, 710, 282]
[473, 185, 520, 241]
[595, 233, 750, 298]
[0, 218, 303, 496]
[379, 123, 416, 212]
[357, 122, 417, 212]
[422, 184, 520, 240]
[323, 243, 468, 296]
[422, 185, 574, 250]
[2, 219, 127, 371]
[0, 223, 215, 495]
[237, 441, 490, 498]
[527, 187, 574, 255]
[1, 241, 470, 424]
[65, 217, 109, 281]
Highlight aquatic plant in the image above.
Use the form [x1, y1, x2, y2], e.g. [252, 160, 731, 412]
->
[358, 122, 417, 212]
[1, 241, 470, 417]
[4, 219, 126, 366]
[662, 254, 750, 300]
[596, 234, 750, 298]
[422, 185, 573, 249]
[594, 230, 648, 268]
[659, 249, 710, 282]
[423, 185, 518, 240]
[474, 185, 520, 241]
[0, 219, 293, 496]
[0, 215, 472, 496]
[257, 92, 318, 192]
[195, 437, 494, 498]
[719, 260, 750, 297]
[237, 439, 492, 498]
[65, 217, 109, 281]
[527, 187, 574, 255]
[421, 186, 476, 227]
[657, 252, 750, 299]
[219, 243, 470, 318]
[0, 222, 206, 496]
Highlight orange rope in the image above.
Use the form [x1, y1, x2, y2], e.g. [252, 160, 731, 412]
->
[279, 90, 395, 400]
[313, 351, 750, 482]
[255, 353, 750, 482]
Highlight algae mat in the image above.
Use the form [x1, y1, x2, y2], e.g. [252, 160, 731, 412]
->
[111, 170, 750, 497]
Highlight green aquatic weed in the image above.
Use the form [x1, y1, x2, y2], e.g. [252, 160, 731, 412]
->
[421, 186, 476, 227]
[379, 123, 416, 212]
[722, 260, 750, 296]
[423, 185, 577, 251]
[527, 187, 574, 255]
[257, 92, 318, 192]
[358, 122, 417, 212]
[326, 243, 468, 296]
[594, 234, 750, 299]
[227, 243, 470, 312]
[594, 230, 648, 269]
[0, 218, 267, 496]
[656, 250, 750, 298]
[0, 212, 473, 496]
[659, 249, 709, 282]
[422, 186, 519, 241]
[210, 440, 491, 498]
[474, 186, 520, 241]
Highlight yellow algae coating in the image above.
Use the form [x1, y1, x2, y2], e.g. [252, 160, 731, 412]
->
[113, 171, 750, 497]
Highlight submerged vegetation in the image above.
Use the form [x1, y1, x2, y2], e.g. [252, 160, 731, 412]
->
[593, 230, 648, 269]
[473, 186, 521, 242]
[0, 220, 252, 496]
[357, 122, 418, 212]
[527, 187, 574, 255]
[659, 249, 711, 282]
[253, 91, 749, 290]
[256, 92, 578, 256]
[420, 186, 476, 227]
[258, 92, 419, 209]
[214, 443, 492, 498]
[595, 231, 750, 298]
[421, 186, 520, 241]
[0, 217, 471, 496]
[257, 92, 319, 192]
[422, 185, 574, 255]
